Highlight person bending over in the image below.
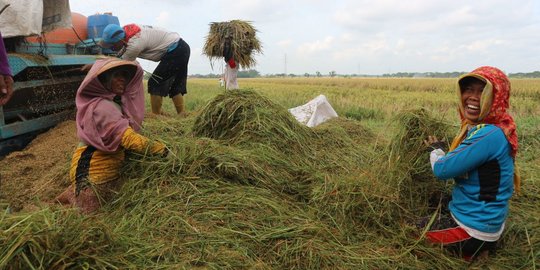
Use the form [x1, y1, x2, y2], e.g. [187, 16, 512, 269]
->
[100, 23, 190, 116]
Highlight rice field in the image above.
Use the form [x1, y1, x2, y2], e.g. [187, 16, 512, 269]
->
[185, 77, 540, 118]
[1, 77, 539, 269]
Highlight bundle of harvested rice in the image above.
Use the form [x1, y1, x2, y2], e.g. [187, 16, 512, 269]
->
[312, 109, 454, 232]
[389, 108, 452, 181]
[310, 117, 376, 172]
[192, 90, 312, 152]
[0, 209, 160, 269]
[387, 108, 454, 214]
[2, 101, 537, 269]
[311, 169, 402, 234]
[124, 136, 317, 200]
[203, 20, 262, 69]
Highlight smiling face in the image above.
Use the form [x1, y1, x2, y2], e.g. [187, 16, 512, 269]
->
[459, 77, 486, 122]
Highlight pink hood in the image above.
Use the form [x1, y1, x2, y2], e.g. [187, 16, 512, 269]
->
[75, 58, 145, 152]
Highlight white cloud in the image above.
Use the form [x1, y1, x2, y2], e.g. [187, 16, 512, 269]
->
[155, 11, 171, 27]
[68, 0, 540, 74]
[395, 39, 406, 50]
[221, 0, 292, 22]
[296, 36, 335, 55]
[463, 39, 506, 52]
[277, 39, 292, 48]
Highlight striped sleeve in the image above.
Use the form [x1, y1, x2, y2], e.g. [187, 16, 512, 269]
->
[121, 127, 166, 155]
[433, 125, 499, 179]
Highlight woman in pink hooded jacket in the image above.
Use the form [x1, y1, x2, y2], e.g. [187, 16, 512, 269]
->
[56, 58, 167, 214]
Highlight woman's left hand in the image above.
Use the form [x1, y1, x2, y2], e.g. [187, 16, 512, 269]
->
[424, 135, 447, 152]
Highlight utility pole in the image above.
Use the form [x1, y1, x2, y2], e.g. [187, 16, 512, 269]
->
[284, 53, 287, 77]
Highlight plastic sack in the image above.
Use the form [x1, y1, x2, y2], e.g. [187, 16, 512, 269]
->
[288, 95, 338, 127]
[224, 64, 239, 90]
[0, 0, 71, 37]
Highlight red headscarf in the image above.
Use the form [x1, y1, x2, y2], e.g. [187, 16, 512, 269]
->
[123, 24, 141, 43]
[450, 66, 519, 191]
[75, 58, 145, 152]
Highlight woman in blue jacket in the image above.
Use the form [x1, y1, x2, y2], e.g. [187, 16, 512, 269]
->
[422, 66, 519, 261]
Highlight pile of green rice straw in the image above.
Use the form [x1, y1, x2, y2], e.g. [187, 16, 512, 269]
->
[1, 91, 537, 269]
[203, 20, 263, 69]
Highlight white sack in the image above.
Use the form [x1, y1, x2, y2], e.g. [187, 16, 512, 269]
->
[288, 95, 338, 127]
[0, 0, 71, 37]
[224, 64, 239, 90]
[42, 0, 71, 32]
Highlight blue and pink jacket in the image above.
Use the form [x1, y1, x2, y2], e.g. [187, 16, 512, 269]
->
[433, 124, 514, 233]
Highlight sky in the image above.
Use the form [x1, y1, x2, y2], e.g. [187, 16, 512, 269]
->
[70, 0, 540, 76]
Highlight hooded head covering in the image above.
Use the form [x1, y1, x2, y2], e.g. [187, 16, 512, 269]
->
[76, 58, 144, 152]
[450, 66, 519, 191]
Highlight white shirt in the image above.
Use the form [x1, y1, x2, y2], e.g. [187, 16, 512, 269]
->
[452, 213, 505, 242]
[121, 24, 180, 62]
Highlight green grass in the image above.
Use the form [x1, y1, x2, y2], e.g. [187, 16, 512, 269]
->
[1, 78, 539, 269]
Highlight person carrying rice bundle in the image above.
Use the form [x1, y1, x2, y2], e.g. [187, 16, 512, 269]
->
[56, 58, 167, 214]
[420, 66, 519, 261]
[203, 20, 262, 90]
[222, 34, 239, 90]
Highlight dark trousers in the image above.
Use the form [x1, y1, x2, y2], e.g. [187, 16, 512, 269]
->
[148, 38, 190, 97]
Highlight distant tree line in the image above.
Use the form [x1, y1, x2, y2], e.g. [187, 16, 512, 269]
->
[190, 70, 261, 78]
[183, 70, 540, 78]
[508, 71, 540, 78]
[381, 72, 464, 78]
[380, 71, 540, 78]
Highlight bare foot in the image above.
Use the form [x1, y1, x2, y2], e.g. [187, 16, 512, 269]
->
[55, 186, 76, 205]
[74, 188, 101, 214]
[146, 112, 170, 119]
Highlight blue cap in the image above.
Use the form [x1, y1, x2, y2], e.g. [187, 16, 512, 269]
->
[101, 24, 125, 46]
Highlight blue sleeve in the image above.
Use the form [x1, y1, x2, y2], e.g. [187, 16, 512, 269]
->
[433, 125, 503, 179]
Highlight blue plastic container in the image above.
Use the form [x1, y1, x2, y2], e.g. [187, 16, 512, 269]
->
[87, 13, 120, 39]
